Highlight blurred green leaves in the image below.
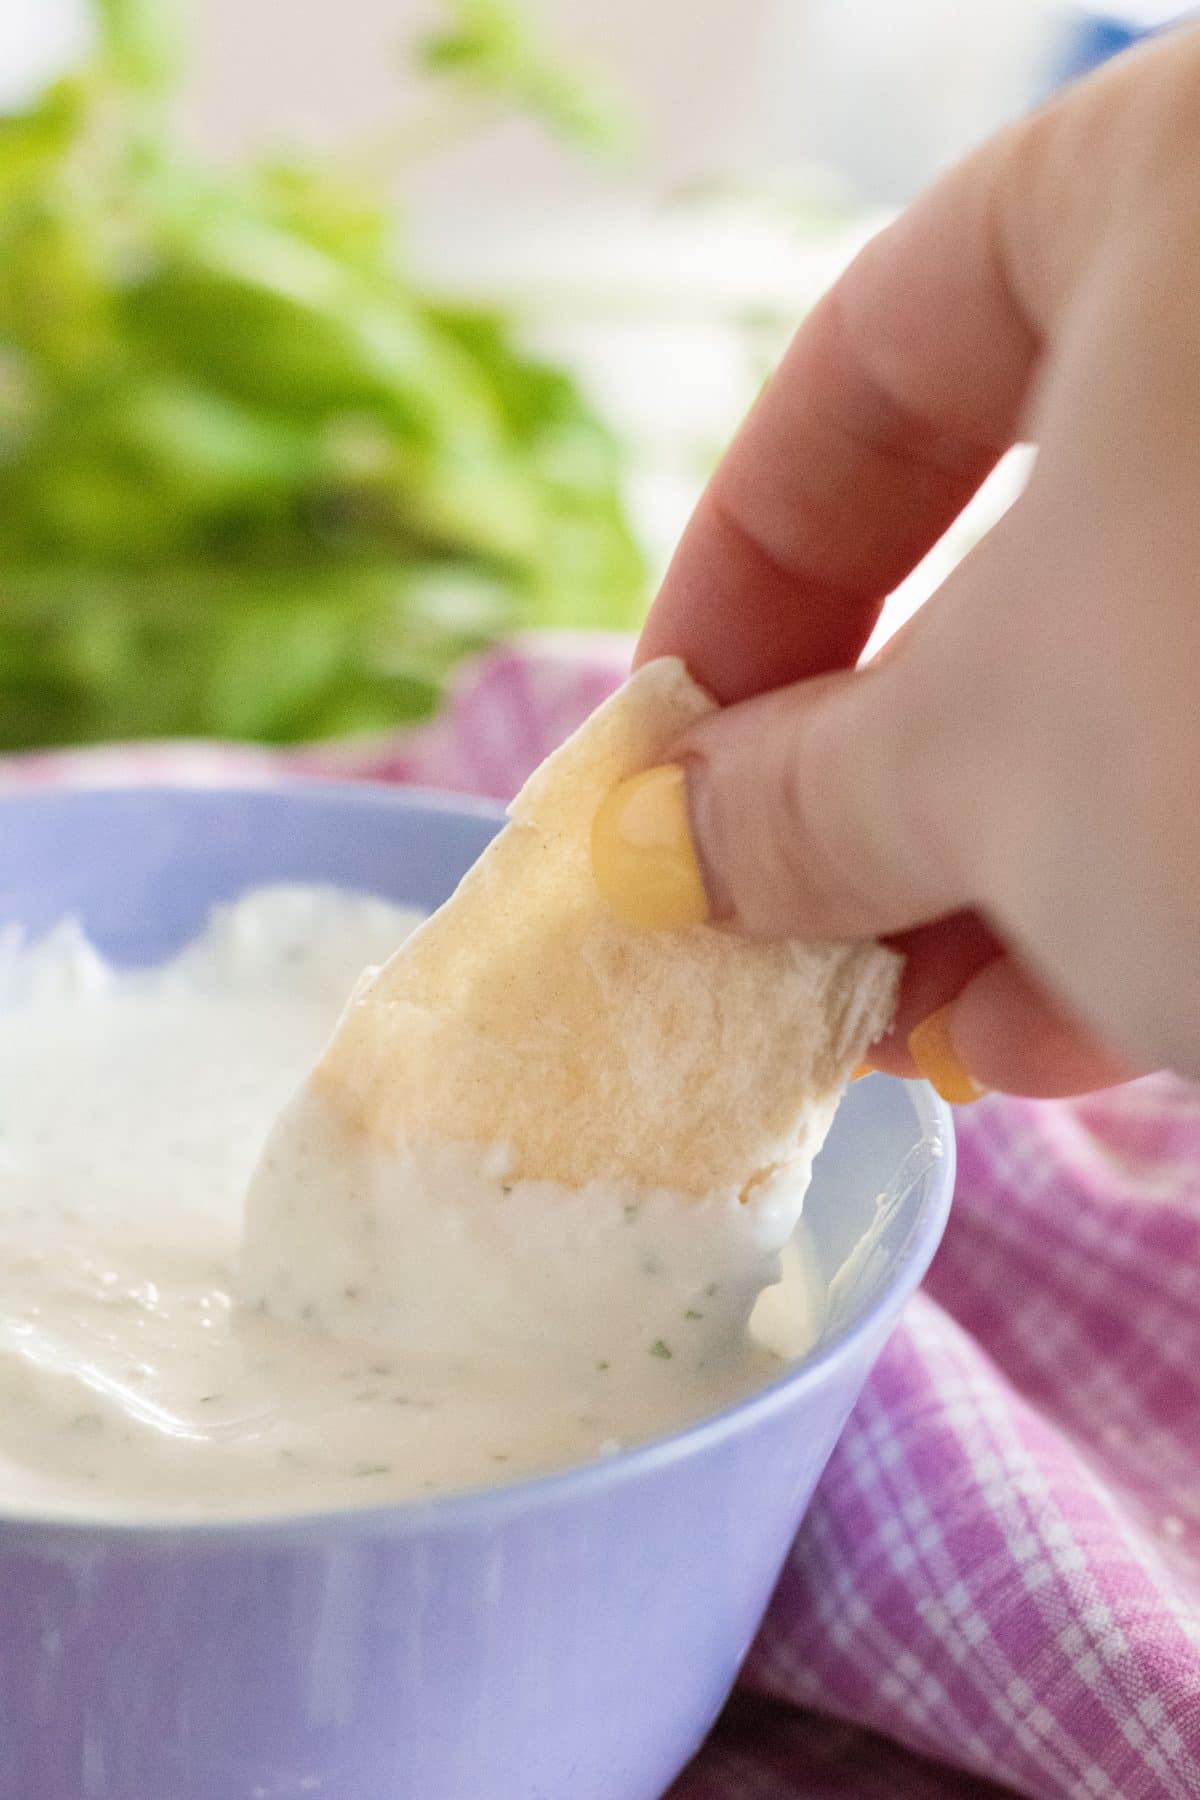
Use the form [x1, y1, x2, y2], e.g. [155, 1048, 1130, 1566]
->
[0, 0, 645, 749]
[94, 0, 179, 92]
[419, 0, 628, 152]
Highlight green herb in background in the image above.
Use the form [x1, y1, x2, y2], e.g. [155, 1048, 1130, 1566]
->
[0, 0, 645, 749]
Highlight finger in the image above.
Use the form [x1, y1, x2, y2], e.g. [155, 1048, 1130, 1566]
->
[635, 212, 1027, 702]
[635, 131, 1039, 701]
[860, 913, 1139, 1096]
[636, 33, 1177, 703]
[671, 523, 1012, 941]
[864, 913, 1004, 1077]
[926, 954, 1140, 1097]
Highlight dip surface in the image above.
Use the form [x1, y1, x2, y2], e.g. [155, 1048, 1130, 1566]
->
[0, 887, 824, 1522]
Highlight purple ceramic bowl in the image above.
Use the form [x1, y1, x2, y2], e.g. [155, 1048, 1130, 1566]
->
[0, 784, 954, 1800]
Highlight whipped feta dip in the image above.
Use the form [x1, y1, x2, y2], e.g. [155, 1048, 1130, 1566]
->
[0, 887, 824, 1522]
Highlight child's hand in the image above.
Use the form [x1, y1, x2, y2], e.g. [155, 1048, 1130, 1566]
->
[635, 30, 1200, 1097]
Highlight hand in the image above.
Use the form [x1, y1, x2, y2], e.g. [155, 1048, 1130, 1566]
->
[633, 30, 1200, 1098]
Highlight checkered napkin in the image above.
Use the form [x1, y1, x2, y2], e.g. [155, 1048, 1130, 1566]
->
[7, 640, 1199, 1799]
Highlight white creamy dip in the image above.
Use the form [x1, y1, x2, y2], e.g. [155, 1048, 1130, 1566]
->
[0, 887, 825, 1522]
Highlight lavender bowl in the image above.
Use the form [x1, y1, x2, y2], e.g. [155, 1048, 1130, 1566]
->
[0, 784, 953, 1800]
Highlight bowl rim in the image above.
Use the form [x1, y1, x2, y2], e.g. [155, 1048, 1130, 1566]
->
[0, 780, 955, 1545]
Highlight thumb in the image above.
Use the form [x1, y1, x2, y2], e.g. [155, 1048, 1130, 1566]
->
[672, 655, 969, 942]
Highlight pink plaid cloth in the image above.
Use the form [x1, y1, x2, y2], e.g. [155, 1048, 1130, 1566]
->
[7, 641, 1200, 1798]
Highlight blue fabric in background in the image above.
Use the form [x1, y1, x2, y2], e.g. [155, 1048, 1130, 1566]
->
[1053, 10, 1197, 88]
[1060, 16, 1147, 81]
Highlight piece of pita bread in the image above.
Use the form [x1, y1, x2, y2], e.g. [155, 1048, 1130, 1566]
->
[307, 657, 900, 1200]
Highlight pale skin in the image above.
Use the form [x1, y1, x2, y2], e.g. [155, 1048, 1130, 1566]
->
[636, 29, 1200, 1096]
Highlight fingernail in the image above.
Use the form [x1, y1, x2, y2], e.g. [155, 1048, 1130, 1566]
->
[591, 764, 710, 930]
[908, 1006, 987, 1105]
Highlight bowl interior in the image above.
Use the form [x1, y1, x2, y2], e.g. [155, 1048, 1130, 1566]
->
[0, 782, 950, 1370]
